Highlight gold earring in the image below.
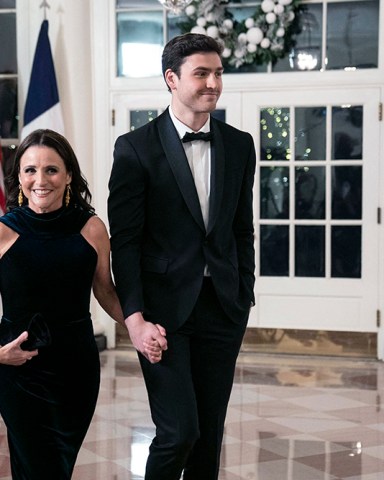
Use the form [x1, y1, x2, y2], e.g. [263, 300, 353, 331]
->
[18, 185, 23, 207]
[65, 184, 71, 207]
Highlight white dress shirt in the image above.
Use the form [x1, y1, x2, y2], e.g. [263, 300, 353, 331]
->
[169, 107, 211, 230]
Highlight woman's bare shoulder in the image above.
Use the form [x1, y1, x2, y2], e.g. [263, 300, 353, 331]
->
[81, 215, 109, 253]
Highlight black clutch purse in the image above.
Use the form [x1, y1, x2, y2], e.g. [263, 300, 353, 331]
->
[0, 313, 52, 351]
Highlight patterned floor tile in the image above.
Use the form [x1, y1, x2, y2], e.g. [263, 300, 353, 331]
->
[1, 349, 384, 479]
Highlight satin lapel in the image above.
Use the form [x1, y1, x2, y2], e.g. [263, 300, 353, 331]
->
[207, 120, 225, 235]
[157, 110, 205, 231]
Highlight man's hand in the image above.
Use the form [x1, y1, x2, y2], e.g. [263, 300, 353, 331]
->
[125, 312, 167, 364]
[0, 332, 39, 366]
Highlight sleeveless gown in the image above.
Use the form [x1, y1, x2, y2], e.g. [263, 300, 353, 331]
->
[0, 205, 100, 480]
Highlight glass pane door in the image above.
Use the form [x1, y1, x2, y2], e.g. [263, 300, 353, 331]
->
[243, 88, 380, 339]
[259, 104, 363, 279]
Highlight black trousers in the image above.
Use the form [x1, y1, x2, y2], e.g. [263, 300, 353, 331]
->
[139, 278, 247, 480]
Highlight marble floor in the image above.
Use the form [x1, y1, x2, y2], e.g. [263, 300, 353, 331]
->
[1, 349, 384, 479]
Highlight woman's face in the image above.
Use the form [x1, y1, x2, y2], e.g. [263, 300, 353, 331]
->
[18, 146, 72, 213]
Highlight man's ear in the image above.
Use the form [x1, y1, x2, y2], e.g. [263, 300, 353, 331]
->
[165, 69, 177, 91]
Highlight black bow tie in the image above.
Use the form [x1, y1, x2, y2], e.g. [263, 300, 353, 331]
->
[182, 131, 212, 143]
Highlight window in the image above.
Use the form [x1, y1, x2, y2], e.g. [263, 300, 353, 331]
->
[115, 0, 380, 78]
[0, 0, 17, 173]
[259, 104, 363, 279]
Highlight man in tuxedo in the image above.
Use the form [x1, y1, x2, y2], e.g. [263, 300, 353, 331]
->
[108, 33, 256, 480]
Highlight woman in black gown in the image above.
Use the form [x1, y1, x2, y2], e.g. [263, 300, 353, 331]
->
[0, 129, 162, 479]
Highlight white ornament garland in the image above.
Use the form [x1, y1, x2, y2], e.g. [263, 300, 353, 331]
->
[178, 0, 302, 68]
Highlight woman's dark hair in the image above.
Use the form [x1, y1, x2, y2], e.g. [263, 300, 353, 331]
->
[162, 33, 223, 91]
[5, 129, 94, 212]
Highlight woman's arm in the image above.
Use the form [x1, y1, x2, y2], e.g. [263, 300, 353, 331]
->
[81, 215, 125, 325]
[81, 216, 166, 363]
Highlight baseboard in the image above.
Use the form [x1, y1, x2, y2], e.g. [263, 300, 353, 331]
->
[242, 328, 377, 358]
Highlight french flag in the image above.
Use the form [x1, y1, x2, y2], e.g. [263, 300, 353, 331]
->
[21, 20, 64, 140]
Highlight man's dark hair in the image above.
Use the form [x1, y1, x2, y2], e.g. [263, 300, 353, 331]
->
[162, 33, 223, 89]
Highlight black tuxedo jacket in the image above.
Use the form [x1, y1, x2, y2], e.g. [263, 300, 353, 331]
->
[108, 108, 256, 332]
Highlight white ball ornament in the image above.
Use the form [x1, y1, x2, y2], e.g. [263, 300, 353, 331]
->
[288, 11, 295, 21]
[246, 27, 264, 45]
[191, 25, 206, 35]
[222, 47, 232, 58]
[274, 4, 284, 15]
[234, 49, 244, 59]
[196, 17, 207, 27]
[223, 19, 233, 30]
[206, 25, 219, 38]
[185, 5, 196, 16]
[245, 18, 255, 29]
[260, 38, 271, 49]
[247, 43, 257, 53]
[266, 12, 277, 24]
[238, 33, 247, 44]
[276, 27, 285, 37]
[261, 0, 275, 13]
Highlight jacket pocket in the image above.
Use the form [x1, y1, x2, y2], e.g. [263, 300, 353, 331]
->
[141, 254, 169, 274]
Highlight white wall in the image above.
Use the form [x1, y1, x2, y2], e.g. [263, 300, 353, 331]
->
[19, 0, 107, 337]
[19, 0, 94, 185]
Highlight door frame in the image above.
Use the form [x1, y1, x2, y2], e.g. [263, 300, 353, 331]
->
[242, 87, 382, 356]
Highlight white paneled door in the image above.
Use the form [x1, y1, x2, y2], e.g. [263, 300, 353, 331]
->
[244, 88, 381, 346]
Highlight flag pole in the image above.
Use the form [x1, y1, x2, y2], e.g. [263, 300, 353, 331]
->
[39, 1, 50, 20]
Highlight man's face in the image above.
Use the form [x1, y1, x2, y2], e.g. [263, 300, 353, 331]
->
[166, 52, 224, 116]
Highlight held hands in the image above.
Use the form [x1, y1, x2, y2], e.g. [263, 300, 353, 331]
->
[0, 331, 38, 366]
[125, 312, 167, 364]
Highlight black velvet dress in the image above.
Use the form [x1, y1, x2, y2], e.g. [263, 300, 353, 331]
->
[0, 205, 100, 480]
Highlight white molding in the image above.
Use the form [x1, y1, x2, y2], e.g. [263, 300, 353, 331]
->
[90, 0, 117, 347]
[377, 0, 384, 360]
[16, 0, 30, 138]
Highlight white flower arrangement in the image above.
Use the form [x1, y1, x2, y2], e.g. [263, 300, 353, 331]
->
[178, 0, 303, 69]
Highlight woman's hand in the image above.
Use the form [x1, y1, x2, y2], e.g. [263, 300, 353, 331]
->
[125, 313, 167, 364]
[0, 332, 38, 366]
